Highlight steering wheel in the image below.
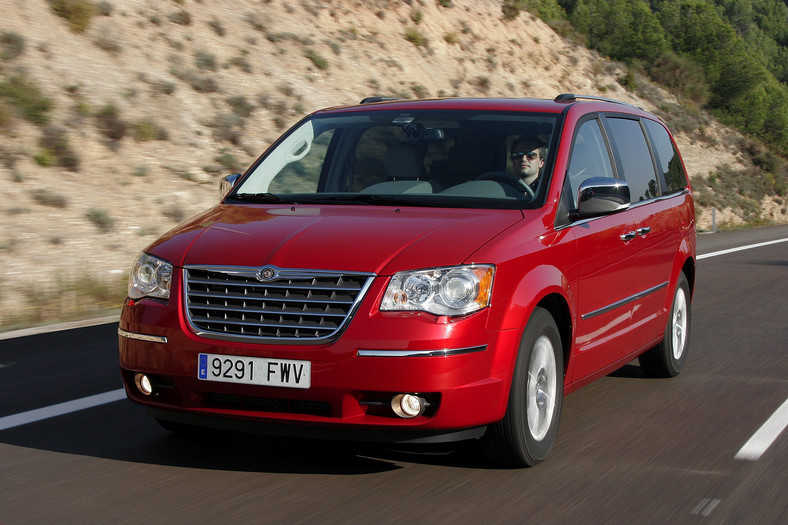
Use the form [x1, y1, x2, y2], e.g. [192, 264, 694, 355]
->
[475, 171, 535, 198]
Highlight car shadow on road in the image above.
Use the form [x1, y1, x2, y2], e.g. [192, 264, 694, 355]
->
[0, 400, 498, 474]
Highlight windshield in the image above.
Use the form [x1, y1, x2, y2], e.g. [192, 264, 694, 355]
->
[231, 109, 559, 209]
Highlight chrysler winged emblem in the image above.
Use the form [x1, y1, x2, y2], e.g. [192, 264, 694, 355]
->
[257, 266, 278, 282]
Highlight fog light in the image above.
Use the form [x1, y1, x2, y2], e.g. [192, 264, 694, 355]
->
[134, 373, 153, 396]
[391, 393, 425, 418]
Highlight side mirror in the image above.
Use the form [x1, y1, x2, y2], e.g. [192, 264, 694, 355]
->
[219, 173, 242, 200]
[571, 177, 630, 220]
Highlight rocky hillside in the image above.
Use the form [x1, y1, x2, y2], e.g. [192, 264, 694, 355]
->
[0, 0, 776, 329]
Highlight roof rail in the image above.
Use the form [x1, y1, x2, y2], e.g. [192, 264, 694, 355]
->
[359, 96, 400, 104]
[554, 93, 642, 110]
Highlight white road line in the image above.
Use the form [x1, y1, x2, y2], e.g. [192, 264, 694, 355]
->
[0, 388, 126, 432]
[697, 237, 788, 260]
[735, 397, 788, 461]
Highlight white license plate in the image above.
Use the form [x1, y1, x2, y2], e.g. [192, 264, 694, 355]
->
[198, 353, 311, 389]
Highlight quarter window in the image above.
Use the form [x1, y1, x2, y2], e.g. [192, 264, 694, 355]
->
[644, 119, 688, 193]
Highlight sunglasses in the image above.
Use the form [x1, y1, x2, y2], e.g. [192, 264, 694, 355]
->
[511, 151, 540, 160]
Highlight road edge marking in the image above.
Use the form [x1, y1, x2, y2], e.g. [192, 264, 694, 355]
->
[0, 389, 127, 431]
[734, 397, 788, 461]
[697, 237, 788, 260]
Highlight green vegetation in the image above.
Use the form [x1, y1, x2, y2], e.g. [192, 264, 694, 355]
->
[0, 31, 25, 60]
[86, 208, 115, 232]
[0, 74, 54, 124]
[39, 125, 80, 170]
[404, 27, 427, 47]
[304, 49, 329, 70]
[527, 0, 788, 156]
[48, 0, 96, 33]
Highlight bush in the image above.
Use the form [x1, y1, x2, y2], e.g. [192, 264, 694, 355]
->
[304, 49, 328, 70]
[171, 68, 219, 93]
[95, 104, 127, 142]
[168, 9, 191, 25]
[404, 27, 426, 47]
[40, 126, 81, 171]
[32, 188, 69, 208]
[86, 208, 115, 232]
[194, 50, 218, 71]
[0, 32, 25, 60]
[226, 96, 254, 118]
[49, 0, 96, 33]
[0, 75, 54, 124]
[132, 119, 168, 141]
[211, 112, 244, 144]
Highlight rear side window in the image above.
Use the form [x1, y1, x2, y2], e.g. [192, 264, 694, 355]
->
[606, 117, 658, 203]
[644, 119, 688, 193]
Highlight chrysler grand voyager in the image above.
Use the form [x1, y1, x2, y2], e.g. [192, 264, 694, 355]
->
[119, 94, 696, 467]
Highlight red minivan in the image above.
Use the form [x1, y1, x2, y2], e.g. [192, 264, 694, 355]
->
[119, 95, 696, 466]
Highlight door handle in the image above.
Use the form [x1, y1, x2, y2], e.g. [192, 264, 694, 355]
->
[636, 227, 651, 236]
[620, 231, 637, 241]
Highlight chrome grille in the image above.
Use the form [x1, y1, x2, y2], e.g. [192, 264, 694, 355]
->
[184, 266, 375, 343]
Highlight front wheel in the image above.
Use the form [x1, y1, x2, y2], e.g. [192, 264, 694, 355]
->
[638, 272, 691, 377]
[482, 307, 564, 467]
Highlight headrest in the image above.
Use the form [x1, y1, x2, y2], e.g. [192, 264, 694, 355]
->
[384, 145, 426, 180]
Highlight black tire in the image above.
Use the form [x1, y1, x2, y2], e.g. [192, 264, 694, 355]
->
[638, 272, 691, 378]
[482, 307, 564, 467]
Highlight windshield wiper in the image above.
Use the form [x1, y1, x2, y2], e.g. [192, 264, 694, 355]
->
[308, 194, 410, 206]
[232, 193, 285, 203]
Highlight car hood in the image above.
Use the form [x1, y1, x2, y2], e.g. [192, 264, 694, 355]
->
[147, 204, 524, 275]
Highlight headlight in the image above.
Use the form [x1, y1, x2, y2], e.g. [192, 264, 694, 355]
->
[128, 252, 173, 300]
[381, 265, 494, 316]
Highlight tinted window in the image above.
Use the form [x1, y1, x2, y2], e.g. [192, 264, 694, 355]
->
[607, 117, 658, 203]
[567, 118, 614, 207]
[644, 118, 688, 193]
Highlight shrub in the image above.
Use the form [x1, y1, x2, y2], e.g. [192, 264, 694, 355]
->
[404, 27, 426, 47]
[226, 96, 255, 118]
[49, 0, 96, 33]
[207, 18, 226, 37]
[211, 112, 244, 144]
[40, 125, 81, 171]
[194, 50, 218, 71]
[97, 1, 112, 16]
[0, 75, 54, 124]
[168, 9, 191, 25]
[32, 188, 69, 208]
[132, 118, 168, 141]
[171, 68, 219, 93]
[95, 104, 127, 141]
[443, 31, 459, 45]
[0, 32, 25, 60]
[304, 49, 328, 70]
[86, 208, 115, 232]
[215, 149, 243, 172]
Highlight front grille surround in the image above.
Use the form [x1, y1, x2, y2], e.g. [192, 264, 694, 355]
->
[184, 265, 375, 344]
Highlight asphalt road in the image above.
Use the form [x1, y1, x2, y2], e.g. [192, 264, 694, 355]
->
[1, 225, 786, 524]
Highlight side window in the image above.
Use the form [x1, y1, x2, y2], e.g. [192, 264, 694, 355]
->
[567, 118, 615, 207]
[644, 119, 688, 193]
[269, 129, 334, 193]
[606, 117, 659, 203]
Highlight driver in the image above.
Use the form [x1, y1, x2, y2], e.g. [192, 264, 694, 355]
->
[510, 136, 546, 191]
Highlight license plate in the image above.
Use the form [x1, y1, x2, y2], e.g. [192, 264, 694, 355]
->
[198, 353, 310, 389]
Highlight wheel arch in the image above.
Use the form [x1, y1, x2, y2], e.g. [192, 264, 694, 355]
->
[535, 293, 572, 377]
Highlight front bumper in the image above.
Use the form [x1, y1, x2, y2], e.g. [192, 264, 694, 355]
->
[119, 294, 520, 441]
